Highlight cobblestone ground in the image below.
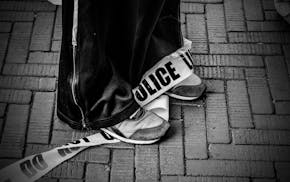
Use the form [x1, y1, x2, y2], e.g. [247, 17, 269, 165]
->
[0, 0, 290, 182]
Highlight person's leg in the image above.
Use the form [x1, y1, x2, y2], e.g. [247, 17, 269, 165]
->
[57, 0, 205, 142]
[58, 0, 181, 130]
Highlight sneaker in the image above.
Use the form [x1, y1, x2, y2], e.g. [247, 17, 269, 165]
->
[100, 108, 170, 144]
[48, 0, 62, 5]
[166, 73, 206, 100]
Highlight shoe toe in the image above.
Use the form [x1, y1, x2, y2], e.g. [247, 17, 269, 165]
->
[129, 120, 170, 140]
[168, 82, 206, 99]
[109, 109, 170, 142]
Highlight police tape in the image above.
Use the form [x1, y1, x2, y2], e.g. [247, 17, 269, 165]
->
[133, 38, 193, 106]
[0, 39, 193, 182]
[0, 132, 119, 182]
[0, 95, 169, 182]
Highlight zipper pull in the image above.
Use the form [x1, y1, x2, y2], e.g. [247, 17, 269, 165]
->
[81, 116, 91, 130]
[81, 118, 87, 129]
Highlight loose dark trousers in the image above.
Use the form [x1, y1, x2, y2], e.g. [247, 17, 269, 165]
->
[57, 0, 183, 130]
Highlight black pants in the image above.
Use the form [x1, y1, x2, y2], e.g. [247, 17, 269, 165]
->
[57, 0, 183, 130]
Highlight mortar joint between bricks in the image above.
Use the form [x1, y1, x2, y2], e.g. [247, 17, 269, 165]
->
[262, 55, 276, 114]
[20, 25, 33, 64]
[0, 22, 14, 75]
[241, 0, 248, 30]
[221, 2, 230, 43]
[180, 107, 187, 176]
[281, 46, 290, 76]
[202, 93, 211, 159]
[133, 146, 136, 182]
[259, 0, 266, 21]
[22, 91, 35, 158]
[272, 161, 279, 181]
[26, 11, 37, 64]
[82, 161, 88, 180]
[157, 143, 161, 181]
[204, 5, 210, 55]
[0, 104, 8, 143]
[107, 148, 113, 182]
[49, 6, 58, 53]
[48, 92, 57, 144]
[243, 68, 256, 129]
[224, 80, 234, 144]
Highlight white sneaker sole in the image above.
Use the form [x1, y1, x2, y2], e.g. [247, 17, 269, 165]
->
[100, 128, 160, 145]
[165, 92, 199, 101]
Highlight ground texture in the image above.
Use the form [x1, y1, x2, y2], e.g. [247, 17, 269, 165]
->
[0, 0, 290, 182]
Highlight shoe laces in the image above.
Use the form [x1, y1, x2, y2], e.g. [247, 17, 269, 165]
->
[129, 108, 145, 120]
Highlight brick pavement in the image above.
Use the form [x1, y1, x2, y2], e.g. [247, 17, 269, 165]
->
[0, 0, 290, 182]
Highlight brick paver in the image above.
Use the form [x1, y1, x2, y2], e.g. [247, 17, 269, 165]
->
[46, 161, 84, 179]
[30, 12, 55, 51]
[110, 149, 134, 182]
[247, 21, 290, 31]
[28, 52, 59, 64]
[265, 11, 281, 21]
[180, 3, 204, 13]
[187, 14, 208, 54]
[253, 179, 275, 182]
[210, 44, 281, 55]
[265, 56, 290, 101]
[161, 176, 249, 182]
[232, 129, 290, 145]
[206, 4, 226, 42]
[73, 147, 110, 163]
[227, 80, 253, 128]
[275, 163, 290, 182]
[0, 22, 12, 33]
[262, 0, 275, 10]
[25, 144, 55, 158]
[0, 104, 29, 157]
[224, 0, 245, 31]
[169, 104, 182, 120]
[0, 33, 9, 69]
[193, 55, 263, 67]
[1, 1, 290, 181]
[135, 145, 159, 182]
[51, 40, 61, 51]
[58, 179, 80, 182]
[194, 67, 244, 79]
[275, 101, 290, 114]
[0, 103, 6, 117]
[0, 76, 56, 91]
[229, 32, 290, 43]
[243, 0, 263, 21]
[245, 69, 273, 114]
[186, 160, 274, 177]
[209, 144, 290, 161]
[0, 1, 55, 11]
[203, 79, 224, 93]
[183, 106, 207, 159]
[206, 94, 230, 143]
[0, 89, 32, 103]
[27, 92, 55, 144]
[0, 11, 34, 21]
[283, 45, 290, 75]
[254, 115, 290, 130]
[86, 163, 110, 182]
[3, 63, 58, 77]
[6, 22, 32, 63]
[53, 7, 62, 40]
[160, 120, 184, 175]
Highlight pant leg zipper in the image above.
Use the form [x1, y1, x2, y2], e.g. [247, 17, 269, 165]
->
[71, 0, 87, 129]
[72, 44, 87, 129]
